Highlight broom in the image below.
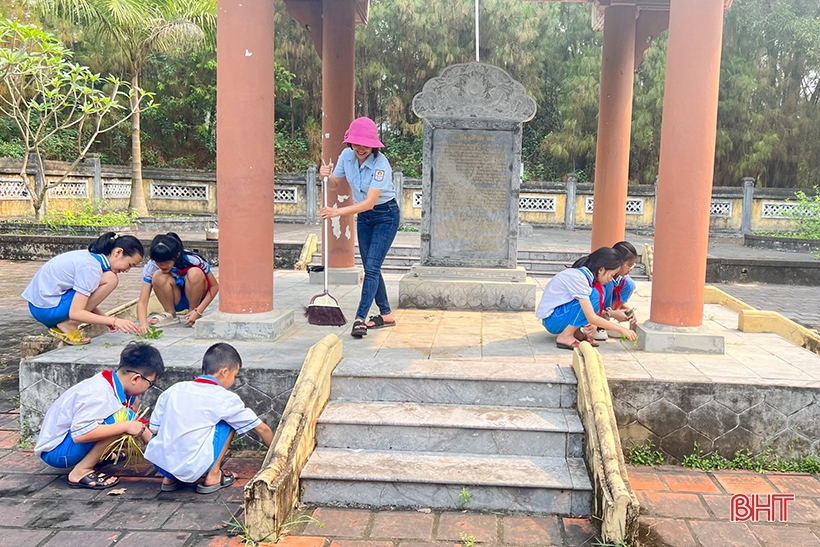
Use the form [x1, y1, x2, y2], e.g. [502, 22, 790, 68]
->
[304, 175, 347, 326]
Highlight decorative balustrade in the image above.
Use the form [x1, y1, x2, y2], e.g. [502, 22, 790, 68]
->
[0, 157, 813, 234]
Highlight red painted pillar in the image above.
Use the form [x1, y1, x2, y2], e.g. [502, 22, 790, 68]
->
[322, 0, 357, 269]
[651, 0, 725, 326]
[590, 5, 636, 252]
[216, 0, 275, 313]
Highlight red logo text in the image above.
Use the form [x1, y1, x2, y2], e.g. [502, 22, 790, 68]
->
[730, 493, 794, 522]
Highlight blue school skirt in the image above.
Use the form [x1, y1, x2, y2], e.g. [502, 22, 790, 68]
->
[542, 290, 604, 335]
[29, 290, 76, 328]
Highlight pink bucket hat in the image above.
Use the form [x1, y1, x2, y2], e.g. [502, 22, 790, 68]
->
[343, 117, 385, 149]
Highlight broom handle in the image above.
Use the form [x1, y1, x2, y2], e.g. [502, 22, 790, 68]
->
[322, 175, 329, 294]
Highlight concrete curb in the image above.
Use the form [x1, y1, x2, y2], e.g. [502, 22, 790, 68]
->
[572, 342, 639, 544]
[705, 285, 820, 355]
[243, 334, 343, 543]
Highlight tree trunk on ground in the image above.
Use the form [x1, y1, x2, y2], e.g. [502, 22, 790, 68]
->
[128, 71, 149, 216]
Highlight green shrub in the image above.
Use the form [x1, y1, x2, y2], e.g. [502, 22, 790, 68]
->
[787, 186, 820, 240]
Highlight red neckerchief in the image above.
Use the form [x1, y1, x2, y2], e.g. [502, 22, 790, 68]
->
[194, 376, 219, 386]
[102, 370, 148, 424]
[176, 264, 212, 293]
[612, 276, 627, 309]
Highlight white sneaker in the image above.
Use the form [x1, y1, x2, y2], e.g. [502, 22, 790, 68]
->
[592, 327, 609, 341]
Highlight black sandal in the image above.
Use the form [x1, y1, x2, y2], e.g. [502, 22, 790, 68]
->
[351, 320, 368, 338]
[367, 315, 396, 329]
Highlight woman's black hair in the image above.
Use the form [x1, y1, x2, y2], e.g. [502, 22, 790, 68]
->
[613, 241, 638, 262]
[149, 232, 206, 269]
[346, 143, 380, 158]
[88, 232, 144, 257]
[572, 247, 623, 278]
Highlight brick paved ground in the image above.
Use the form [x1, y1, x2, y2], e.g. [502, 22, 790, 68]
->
[0, 404, 265, 547]
[629, 465, 820, 547]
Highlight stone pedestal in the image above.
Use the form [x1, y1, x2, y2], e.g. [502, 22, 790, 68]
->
[399, 266, 535, 311]
[636, 320, 724, 355]
[309, 266, 363, 285]
[195, 309, 295, 341]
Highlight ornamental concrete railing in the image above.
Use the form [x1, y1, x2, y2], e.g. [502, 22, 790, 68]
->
[244, 334, 343, 544]
[0, 157, 813, 235]
[572, 341, 640, 545]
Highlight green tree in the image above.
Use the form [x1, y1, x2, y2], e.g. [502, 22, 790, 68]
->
[0, 19, 150, 218]
[35, 0, 216, 215]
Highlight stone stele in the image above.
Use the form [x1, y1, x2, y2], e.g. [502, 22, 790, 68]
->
[400, 62, 537, 311]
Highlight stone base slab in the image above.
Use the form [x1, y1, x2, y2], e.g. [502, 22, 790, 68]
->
[399, 266, 535, 311]
[195, 309, 295, 341]
[636, 321, 725, 354]
[309, 266, 363, 285]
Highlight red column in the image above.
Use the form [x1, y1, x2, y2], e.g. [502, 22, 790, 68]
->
[322, 0, 357, 269]
[216, 0, 275, 313]
[590, 5, 636, 252]
[651, 0, 725, 326]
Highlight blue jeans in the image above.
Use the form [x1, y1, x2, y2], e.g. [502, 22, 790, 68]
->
[356, 199, 400, 321]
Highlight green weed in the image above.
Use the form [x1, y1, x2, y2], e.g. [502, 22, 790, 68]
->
[626, 440, 664, 466]
[398, 224, 420, 232]
[135, 326, 163, 340]
[682, 443, 820, 474]
[457, 486, 473, 508]
[460, 532, 477, 547]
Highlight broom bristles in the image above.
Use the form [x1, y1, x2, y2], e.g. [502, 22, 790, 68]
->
[304, 304, 347, 326]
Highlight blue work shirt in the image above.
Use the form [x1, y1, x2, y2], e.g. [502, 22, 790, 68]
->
[333, 147, 395, 205]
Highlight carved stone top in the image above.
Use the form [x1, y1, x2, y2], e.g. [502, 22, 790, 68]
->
[412, 62, 537, 123]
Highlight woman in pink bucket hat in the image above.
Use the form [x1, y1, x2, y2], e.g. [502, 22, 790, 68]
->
[319, 117, 400, 338]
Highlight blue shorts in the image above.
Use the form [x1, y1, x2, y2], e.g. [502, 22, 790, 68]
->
[39, 410, 127, 468]
[542, 290, 604, 335]
[154, 421, 233, 482]
[29, 290, 76, 328]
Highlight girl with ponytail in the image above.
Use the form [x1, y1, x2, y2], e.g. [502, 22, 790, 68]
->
[22, 233, 144, 345]
[136, 232, 219, 332]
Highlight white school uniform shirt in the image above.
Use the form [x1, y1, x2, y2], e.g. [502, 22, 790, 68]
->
[34, 371, 124, 456]
[22, 250, 109, 308]
[142, 254, 210, 284]
[535, 267, 594, 319]
[145, 377, 261, 483]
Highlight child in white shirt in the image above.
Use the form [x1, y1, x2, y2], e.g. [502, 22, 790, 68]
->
[145, 343, 274, 494]
[34, 342, 164, 489]
[536, 247, 638, 349]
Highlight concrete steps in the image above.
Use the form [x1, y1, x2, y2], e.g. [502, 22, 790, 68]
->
[301, 358, 592, 515]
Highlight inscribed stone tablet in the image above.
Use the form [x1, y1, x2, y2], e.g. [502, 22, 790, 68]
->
[429, 129, 513, 261]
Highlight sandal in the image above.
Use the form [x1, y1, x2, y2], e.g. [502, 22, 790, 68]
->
[366, 315, 396, 329]
[574, 329, 599, 347]
[148, 312, 179, 327]
[161, 480, 181, 492]
[68, 471, 119, 490]
[49, 328, 90, 346]
[556, 340, 580, 350]
[351, 320, 368, 338]
[196, 470, 235, 494]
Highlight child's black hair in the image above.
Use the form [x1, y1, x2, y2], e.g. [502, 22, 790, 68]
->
[88, 232, 144, 258]
[118, 342, 165, 378]
[202, 343, 242, 375]
[149, 232, 206, 269]
[613, 241, 638, 262]
[572, 247, 622, 279]
[346, 143, 381, 158]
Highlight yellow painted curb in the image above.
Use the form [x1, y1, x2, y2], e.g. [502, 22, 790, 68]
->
[702, 285, 755, 314]
[705, 285, 820, 355]
[243, 334, 343, 543]
[572, 342, 639, 544]
[294, 233, 319, 271]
